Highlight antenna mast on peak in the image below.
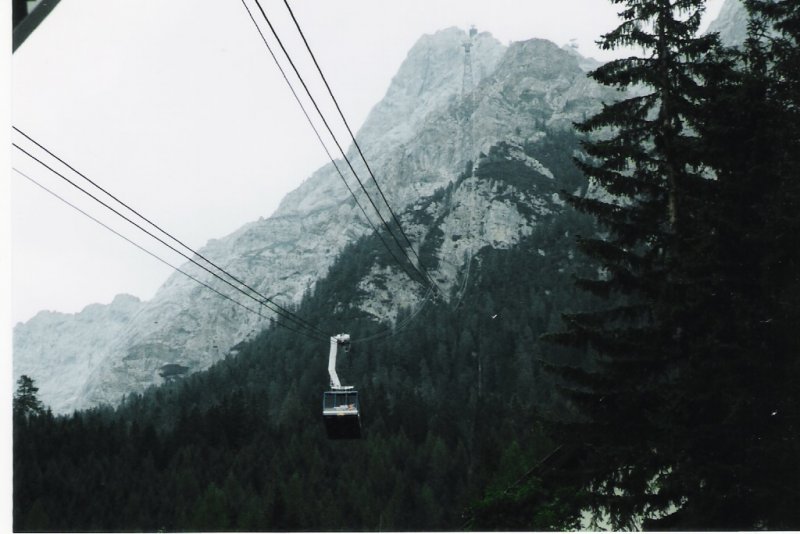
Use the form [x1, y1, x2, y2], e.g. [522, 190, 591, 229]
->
[461, 25, 477, 101]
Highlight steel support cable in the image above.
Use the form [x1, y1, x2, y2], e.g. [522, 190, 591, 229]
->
[13, 168, 325, 342]
[282, 0, 443, 296]
[238, 0, 427, 288]
[13, 127, 325, 339]
[12, 131, 328, 340]
[351, 284, 435, 343]
[249, 0, 434, 291]
[250, 0, 429, 289]
[13, 142, 329, 341]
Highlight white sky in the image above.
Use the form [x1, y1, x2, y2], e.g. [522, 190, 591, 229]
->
[6, 0, 726, 326]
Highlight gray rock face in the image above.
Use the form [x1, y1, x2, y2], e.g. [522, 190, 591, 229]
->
[706, 0, 749, 46]
[12, 294, 143, 412]
[275, 28, 507, 220]
[705, 0, 782, 47]
[356, 136, 574, 324]
[708, 0, 748, 46]
[14, 27, 616, 414]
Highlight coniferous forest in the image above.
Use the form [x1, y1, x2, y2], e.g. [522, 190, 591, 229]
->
[13, 0, 800, 531]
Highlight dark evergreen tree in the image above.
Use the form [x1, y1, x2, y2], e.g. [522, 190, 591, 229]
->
[658, 1, 800, 528]
[13, 375, 45, 420]
[543, 0, 725, 528]
[541, 0, 800, 529]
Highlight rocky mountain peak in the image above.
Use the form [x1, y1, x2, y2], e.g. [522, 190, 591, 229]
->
[275, 27, 506, 218]
[353, 27, 505, 151]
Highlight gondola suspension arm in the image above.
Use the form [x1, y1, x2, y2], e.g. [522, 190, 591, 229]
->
[328, 333, 352, 390]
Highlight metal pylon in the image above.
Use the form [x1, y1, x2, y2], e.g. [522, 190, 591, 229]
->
[461, 25, 477, 173]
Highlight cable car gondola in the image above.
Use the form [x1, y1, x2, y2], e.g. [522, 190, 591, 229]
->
[323, 334, 362, 439]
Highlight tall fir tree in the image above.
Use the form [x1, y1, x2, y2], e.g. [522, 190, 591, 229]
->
[664, 1, 800, 527]
[13, 375, 45, 420]
[543, 0, 725, 528]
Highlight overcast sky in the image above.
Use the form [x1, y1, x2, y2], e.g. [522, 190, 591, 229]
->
[8, 0, 726, 325]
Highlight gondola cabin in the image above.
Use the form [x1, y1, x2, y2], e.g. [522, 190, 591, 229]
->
[322, 389, 361, 439]
[324, 334, 362, 439]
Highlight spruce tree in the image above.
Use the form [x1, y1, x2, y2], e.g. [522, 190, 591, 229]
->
[669, 1, 800, 527]
[13, 375, 45, 420]
[544, 0, 724, 528]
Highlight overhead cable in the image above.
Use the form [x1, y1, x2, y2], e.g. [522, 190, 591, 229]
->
[238, 0, 428, 288]
[13, 127, 325, 339]
[282, 0, 443, 296]
[352, 284, 435, 343]
[13, 167, 326, 342]
[13, 140, 329, 341]
[248, 0, 436, 291]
